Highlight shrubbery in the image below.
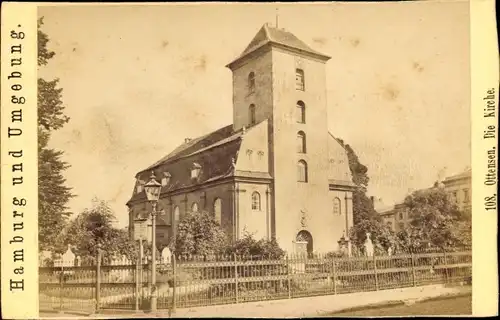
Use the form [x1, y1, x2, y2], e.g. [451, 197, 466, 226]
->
[224, 232, 286, 260]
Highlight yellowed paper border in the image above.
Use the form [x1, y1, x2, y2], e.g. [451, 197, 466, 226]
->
[1, 1, 499, 318]
[470, 0, 499, 316]
[1, 2, 38, 319]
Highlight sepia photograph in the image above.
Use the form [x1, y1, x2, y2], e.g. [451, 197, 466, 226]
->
[2, 0, 497, 318]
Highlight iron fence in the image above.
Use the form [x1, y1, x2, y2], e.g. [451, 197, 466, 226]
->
[38, 249, 472, 314]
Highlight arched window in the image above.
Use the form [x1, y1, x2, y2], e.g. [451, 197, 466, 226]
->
[173, 206, 180, 224]
[191, 202, 199, 213]
[297, 160, 308, 182]
[296, 101, 305, 124]
[295, 69, 305, 91]
[249, 104, 256, 125]
[213, 198, 222, 224]
[251, 192, 261, 210]
[297, 131, 306, 153]
[248, 72, 255, 94]
[333, 198, 341, 215]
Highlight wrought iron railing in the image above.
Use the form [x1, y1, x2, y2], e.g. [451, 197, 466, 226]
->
[38, 249, 472, 314]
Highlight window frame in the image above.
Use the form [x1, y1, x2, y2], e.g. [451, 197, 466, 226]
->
[248, 72, 256, 94]
[463, 189, 470, 203]
[296, 101, 306, 124]
[173, 206, 180, 224]
[191, 202, 199, 213]
[297, 131, 307, 154]
[249, 104, 256, 125]
[333, 197, 341, 215]
[251, 192, 261, 211]
[295, 69, 305, 91]
[297, 160, 308, 183]
[213, 198, 222, 224]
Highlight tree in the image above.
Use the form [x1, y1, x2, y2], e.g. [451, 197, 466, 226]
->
[38, 17, 73, 251]
[401, 187, 471, 250]
[61, 199, 137, 263]
[170, 210, 228, 256]
[336, 138, 390, 250]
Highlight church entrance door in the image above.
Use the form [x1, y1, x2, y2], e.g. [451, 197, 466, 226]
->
[296, 230, 313, 255]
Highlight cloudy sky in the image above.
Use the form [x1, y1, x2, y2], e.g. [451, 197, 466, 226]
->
[38, 2, 471, 228]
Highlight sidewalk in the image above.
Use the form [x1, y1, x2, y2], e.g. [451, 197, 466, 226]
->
[170, 284, 470, 318]
[40, 284, 471, 318]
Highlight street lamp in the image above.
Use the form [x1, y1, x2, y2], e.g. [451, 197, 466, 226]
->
[143, 171, 162, 312]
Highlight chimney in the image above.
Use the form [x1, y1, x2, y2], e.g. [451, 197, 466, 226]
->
[185, 138, 192, 144]
[370, 196, 375, 204]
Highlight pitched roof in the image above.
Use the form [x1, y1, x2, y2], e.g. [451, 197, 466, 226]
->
[443, 168, 472, 182]
[227, 24, 330, 68]
[142, 124, 237, 173]
[128, 125, 246, 205]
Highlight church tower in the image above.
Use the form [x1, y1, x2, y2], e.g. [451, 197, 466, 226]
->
[227, 24, 339, 253]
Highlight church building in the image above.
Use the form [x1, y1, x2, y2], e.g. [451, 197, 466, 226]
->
[126, 23, 356, 255]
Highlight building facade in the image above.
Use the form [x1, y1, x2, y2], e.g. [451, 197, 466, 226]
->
[126, 24, 356, 254]
[379, 168, 472, 232]
[442, 168, 472, 212]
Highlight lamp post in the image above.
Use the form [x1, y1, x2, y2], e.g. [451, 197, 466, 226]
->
[143, 171, 162, 313]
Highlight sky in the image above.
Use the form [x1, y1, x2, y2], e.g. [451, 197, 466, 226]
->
[38, 2, 471, 228]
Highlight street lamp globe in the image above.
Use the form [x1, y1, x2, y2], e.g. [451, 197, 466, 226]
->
[144, 171, 162, 202]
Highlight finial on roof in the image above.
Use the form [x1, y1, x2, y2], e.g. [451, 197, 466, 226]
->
[275, 8, 279, 28]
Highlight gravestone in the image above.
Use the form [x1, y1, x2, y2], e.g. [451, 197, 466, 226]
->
[364, 233, 374, 257]
[54, 244, 76, 267]
[161, 247, 171, 265]
[291, 241, 308, 273]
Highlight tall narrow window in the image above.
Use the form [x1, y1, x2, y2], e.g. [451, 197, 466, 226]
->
[296, 69, 305, 91]
[333, 198, 341, 215]
[297, 131, 306, 153]
[191, 202, 199, 213]
[296, 101, 306, 123]
[297, 160, 308, 182]
[249, 104, 256, 125]
[463, 189, 470, 203]
[173, 206, 180, 224]
[248, 72, 255, 94]
[214, 198, 222, 224]
[251, 192, 261, 210]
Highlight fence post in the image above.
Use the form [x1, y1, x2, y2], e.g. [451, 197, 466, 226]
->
[410, 250, 417, 287]
[59, 265, 64, 313]
[135, 255, 140, 311]
[286, 255, 291, 299]
[443, 249, 449, 283]
[332, 256, 337, 295]
[171, 254, 177, 314]
[95, 248, 101, 314]
[373, 254, 378, 291]
[234, 253, 239, 304]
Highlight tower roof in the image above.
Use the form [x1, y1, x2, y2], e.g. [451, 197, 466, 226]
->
[227, 24, 330, 69]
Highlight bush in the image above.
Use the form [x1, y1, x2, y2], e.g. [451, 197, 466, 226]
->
[325, 250, 348, 259]
[225, 233, 285, 260]
[171, 210, 228, 256]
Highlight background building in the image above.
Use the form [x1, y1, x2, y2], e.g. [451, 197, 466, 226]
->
[378, 168, 471, 232]
[442, 168, 472, 212]
[127, 24, 356, 254]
